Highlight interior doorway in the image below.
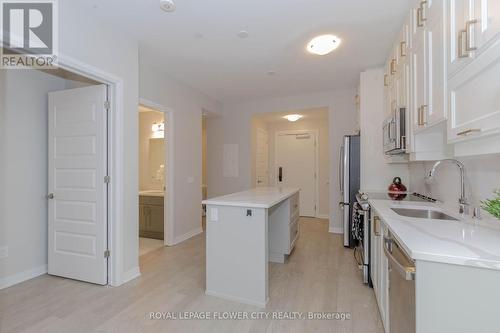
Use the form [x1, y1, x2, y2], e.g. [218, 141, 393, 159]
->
[255, 127, 269, 187]
[275, 130, 318, 217]
[138, 105, 166, 256]
[251, 107, 330, 220]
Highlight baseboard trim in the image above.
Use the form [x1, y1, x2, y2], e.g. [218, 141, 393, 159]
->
[173, 227, 203, 245]
[121, 266, 141, 285]
[205, 290, 268, 308]
[0, 264, 47, 290]
[329, 226, 344, 234]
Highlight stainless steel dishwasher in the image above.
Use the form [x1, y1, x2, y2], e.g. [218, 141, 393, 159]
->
[384, 231, 416, 333]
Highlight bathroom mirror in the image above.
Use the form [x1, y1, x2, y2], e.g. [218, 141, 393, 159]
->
[149, 138, 165, 186]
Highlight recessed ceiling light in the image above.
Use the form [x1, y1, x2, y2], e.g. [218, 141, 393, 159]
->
[237, 30, 249, 39]
[306, 34, 341, 56]
[267, 70, 276, 76]
[283, 114, 303, 122]
[160, 0, 176, 12]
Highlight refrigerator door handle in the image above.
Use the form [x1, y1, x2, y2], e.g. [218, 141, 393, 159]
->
[339, 145, 344, 192]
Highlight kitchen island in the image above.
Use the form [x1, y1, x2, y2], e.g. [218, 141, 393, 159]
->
[202, 187, 300, 307]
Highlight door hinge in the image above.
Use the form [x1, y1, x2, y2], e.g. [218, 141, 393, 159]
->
[104, 249, 110, 258]
[104, 101, 110, 111]
[104, 175, 111, 183]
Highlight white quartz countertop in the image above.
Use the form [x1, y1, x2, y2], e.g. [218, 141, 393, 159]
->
[369, 199, 500, 271]
[202, 187, 300, 209]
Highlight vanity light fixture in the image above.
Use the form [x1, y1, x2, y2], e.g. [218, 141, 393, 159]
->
[306, 34, 341, 55]
[152, 121, 165, 138]
[283, 114, 303, 122]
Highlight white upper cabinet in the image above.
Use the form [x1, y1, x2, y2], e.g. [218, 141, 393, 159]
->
[411, 0, 447, 131]
[447, 0, 500, 153]
[448, 0, 475, 76]
[426, 0, 447, 125]
[448, 0, 500, 75]
[474, 0, 500, 52]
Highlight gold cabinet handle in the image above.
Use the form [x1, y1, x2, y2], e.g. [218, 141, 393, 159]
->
[457, 128, 481, 136]
[420, 1, 428, 22]
[418, 105, 428, 126]
[458, 30, 469, 58]
[421, 105, 427, 126]
[400, 41, 407, 57]
[390, 59, 397, 75]
[465, 19, 478, 52]
[374, 216, 381, 237]
[417, 7, 424, 27]
[384, 74, 389, 87]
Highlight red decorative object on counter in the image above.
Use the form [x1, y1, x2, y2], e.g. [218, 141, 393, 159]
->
[388, 177, 407, 200]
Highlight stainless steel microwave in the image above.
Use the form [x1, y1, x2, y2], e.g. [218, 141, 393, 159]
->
[383, 107, 406, 155]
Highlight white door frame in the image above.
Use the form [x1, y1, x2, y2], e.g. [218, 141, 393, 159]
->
[53, 54, 125, 286]
[139, 98, 175, 246]
[274, 129, 319, 218]
[255, 127, 269, 187]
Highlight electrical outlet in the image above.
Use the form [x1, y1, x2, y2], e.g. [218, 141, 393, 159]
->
[210, 208, 218, 221]
[0, 246, 8, 259]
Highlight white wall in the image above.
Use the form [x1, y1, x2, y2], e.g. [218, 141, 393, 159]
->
[265, 117, 330, 217]
[359, 68, 409, 191]
[139, 62, 222, 242]
[0, 70, 67, 286]
[409, 155, 500, 217]
[139, 111, 165, 191]
[206, 89, 358, 233]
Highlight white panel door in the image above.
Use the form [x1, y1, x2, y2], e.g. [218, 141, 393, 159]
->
[276, 132, 316, 217]
[48, 85, 108, 285]
[255, 128, 269, 187]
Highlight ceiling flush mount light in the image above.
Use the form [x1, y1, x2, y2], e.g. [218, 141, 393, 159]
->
[160, 0, 176, 12]
[237, 30, 249, 39]
[306, 34, 341, 55]
[283, 114, 303, 122]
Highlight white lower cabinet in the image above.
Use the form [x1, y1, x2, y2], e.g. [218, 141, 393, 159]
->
[371, 211, 389, 332]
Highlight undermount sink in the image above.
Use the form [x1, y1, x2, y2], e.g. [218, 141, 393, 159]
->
[391, 208, 458, 221]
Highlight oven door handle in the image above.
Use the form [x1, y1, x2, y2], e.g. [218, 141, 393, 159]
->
[383, 238, 415, 281]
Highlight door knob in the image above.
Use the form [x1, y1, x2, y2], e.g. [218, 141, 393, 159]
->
[46, 193, 54, 199]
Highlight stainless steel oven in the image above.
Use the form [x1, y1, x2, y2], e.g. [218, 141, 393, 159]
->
[383, 107, 406, 155]
[354, 193, 370, 284]
[384, 231, 415, 333]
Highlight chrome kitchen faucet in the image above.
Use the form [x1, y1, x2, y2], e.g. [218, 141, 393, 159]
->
[426, 159, 469, 216]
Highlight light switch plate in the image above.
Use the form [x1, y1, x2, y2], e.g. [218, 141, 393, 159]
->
[210, 208, 218, 221]
[0, 246, 8, 259]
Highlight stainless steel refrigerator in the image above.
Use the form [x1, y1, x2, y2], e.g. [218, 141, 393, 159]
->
[339, 135, 360, 248]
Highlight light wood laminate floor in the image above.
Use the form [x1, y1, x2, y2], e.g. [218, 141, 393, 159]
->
[0, 218, 383, 333]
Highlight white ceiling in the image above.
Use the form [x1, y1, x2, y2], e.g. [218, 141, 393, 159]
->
[87, 0, 414, 103]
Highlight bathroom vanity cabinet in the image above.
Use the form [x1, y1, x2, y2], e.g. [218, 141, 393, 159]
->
[139, 195, 164, 240]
